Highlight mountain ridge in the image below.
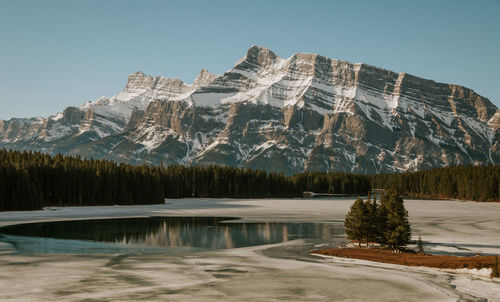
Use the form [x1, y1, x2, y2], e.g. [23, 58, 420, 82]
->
[1, 46, 498, 175]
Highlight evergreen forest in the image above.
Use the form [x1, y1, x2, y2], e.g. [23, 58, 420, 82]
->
[0, 149, 498, 211]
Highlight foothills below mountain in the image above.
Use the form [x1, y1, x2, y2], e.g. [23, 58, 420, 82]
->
[1, 46, 499, 175]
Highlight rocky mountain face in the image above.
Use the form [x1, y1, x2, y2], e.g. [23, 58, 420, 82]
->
[1, 46, 498, 175]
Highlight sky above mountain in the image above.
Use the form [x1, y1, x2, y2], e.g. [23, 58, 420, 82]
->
[0, 0, 499, 119]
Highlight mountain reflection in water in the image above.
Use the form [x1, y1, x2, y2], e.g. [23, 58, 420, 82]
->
[0, 217, 341, 250]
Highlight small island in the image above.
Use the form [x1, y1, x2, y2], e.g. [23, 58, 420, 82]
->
[312, 189, 500, 278]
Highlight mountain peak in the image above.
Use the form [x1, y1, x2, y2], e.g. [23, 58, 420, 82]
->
[236, 45, 280, 69]
[246, 45, 275, 55]
[126, 71, 151, 89]
[193, 69, 219, 86]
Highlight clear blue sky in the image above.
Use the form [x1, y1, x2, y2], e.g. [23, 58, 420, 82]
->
[1, 0, 499, 119]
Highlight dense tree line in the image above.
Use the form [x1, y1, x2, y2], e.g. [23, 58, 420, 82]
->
[369, 165, 500, 202]
[0, 149, 370, 210]
[0, 150, 286, 210]
[344, 189, 411, 250]
[291, 171, 370, 195]
[0, 149, 498, 211]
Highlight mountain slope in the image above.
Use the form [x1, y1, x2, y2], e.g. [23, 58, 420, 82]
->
[1, 46, 498, 174]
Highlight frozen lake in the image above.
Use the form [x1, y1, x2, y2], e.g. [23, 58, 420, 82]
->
[0, 198, 499, 301]
[0, 217, 343, 254]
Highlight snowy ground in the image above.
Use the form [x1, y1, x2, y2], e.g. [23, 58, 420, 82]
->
[0, 198, 499, 301]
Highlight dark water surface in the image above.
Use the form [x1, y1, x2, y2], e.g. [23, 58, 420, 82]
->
[0, 217, 342, 254]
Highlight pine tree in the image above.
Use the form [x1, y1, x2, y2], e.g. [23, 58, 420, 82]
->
[344, 197, 368, 247]
[380, 189, 412, 250]
[365, 196, 380, 247]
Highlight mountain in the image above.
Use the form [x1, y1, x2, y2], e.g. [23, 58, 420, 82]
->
[1, 46, 498, 175]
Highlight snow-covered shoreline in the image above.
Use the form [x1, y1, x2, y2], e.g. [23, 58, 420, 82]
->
[315, 253, 500, 301]
[0, 198, 499, 301]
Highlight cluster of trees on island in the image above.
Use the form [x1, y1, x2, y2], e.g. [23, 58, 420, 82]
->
[344, 189, 411, 250]
[0, 149, 499, 211]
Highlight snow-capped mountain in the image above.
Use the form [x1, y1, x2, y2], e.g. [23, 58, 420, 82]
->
[1, 46, 498, 174]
